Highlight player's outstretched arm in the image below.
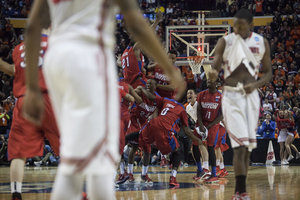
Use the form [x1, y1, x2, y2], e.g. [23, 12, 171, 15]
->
[138, 87, 156, 101]
[115, 0, 184, 96]
[124, 93, 135, 103]
[0, 59, 14, 76]
[23, 0, 50, 125]
[207, 114, 223, 129]
[129, 85, 143, 104]
[209, 38, 226, 82]
[157, 84, 176, 91]
[182, 125, 202, 145]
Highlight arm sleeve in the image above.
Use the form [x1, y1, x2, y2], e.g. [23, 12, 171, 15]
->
[270, 121, 276, 131]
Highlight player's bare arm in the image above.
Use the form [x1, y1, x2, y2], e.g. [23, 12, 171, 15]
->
[124, 93, 135, 103]
[23, 0, 50, 125]
[115, 0, 185, 97]
[0, 58, 15, 76]
[138, 87, 156, 101]
[196, 100, 205, 132]
[207, 114, 223, 130]
[146, 61, 157, 72]
[209, 38, 226, 82]
[182, 125, 202, 145]
[244, 38, 272, 94]
[129, 85, 143, 103]
[157, 84, 176, 91]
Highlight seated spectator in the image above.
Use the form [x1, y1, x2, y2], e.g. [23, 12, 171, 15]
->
[274, 80, 284, 95]
[262, 114, 276, 138]
[217, 0, 227, 17]
[272, 53, 282, 64]
[286, 36, 295, 50]
[280, 22, 291, 40]
[263, 98, 273, 115]
[264, 6, 273, 16]
[34, 145, 59, 166]
[189, 15, 197, 25]
[155, 4, 165, 13]
[0, 135, 8, 165]
[283, 87, 294, 99]
[291, 25, 300, 41]
[295, 70, 300, 88]
[166, 3, 173, 16]
[286, 75, 295, 89]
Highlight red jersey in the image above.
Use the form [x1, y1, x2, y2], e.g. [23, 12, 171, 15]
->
[130, 92, 157, 125]
[196, 90, 222, 126]
[154, 96, 188, 133]
[118, 78, 130, 118]
[122, 46, 145, 85]
[153, 65, 178, 99]
[13, 35, 48, 98]
[266, 92, 276, 108]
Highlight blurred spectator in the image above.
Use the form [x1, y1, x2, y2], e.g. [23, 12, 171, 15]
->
[0, 134, 8, 165]
[166, 3, 173, 16]
[255, 0, 264, 16]
[263, 98, 273, 115]
[155, 4, 165, 13]
[286, 36, 295, 49]
[0, 107, 9, 135]
[217, 0, 227, 17]
[34, 145, 59, 166]
[262, 113, 276, 138]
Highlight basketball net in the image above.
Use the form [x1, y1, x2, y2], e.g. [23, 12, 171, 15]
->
[187, 52, 209, 75]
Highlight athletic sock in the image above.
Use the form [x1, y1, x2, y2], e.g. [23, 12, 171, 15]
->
[220, 162, 225, 170]
[216, 159, 220, 167]
[171, 170, 177, 177]
[11, 182, 22, 193]
[142, 165, 148, 176]
[196, 162, 203, 172]
[120, 162, 125, 174]
[203, 161, 209, 169]
[236, 175, 246, 194]
[128, 164, 133, 174]
[212, 166, 217, 177]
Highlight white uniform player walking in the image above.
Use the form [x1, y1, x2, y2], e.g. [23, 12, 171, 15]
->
[209, 10, 272, 200]
[23, 0, 184, 199]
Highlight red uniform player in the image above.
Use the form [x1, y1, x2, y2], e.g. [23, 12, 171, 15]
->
[215, 122, 229, 178]
[125, 87, 202, 186]
[0, 33, 60, 200]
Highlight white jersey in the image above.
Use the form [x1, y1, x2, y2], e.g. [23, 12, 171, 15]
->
[186, 102, 198, 123]
[222, 32, 265, 79]
[47, 0, 116, 48]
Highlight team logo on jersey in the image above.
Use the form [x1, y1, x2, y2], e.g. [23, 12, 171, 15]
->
[215, 98, 219, 102]
[201, 102, 219, 109]
[254, 37, 259, 42]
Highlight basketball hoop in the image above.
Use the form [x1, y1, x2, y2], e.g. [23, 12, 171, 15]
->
[187, 55, 206, 74]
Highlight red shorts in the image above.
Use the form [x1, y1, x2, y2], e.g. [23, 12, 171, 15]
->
[119, 115, 130, 155]
[139, 118, 179, 155]
[8, 94, 60, 160]
[192, 124, 220, 147]
[131, 77, 147, 89]
[215, 125, 229, 152]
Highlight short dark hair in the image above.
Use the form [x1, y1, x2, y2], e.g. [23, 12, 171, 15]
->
[168, 49, 178, 57]
[234, 9, 253, 24]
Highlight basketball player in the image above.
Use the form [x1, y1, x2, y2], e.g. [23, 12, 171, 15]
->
[125, 79, 158, 184]
[125, 87, 203, 186]
[215, 122, 229, 178]
[23, 0, 184, 199]
[122, 12, 163, 89]
[147, 49, 179, 167]
[194, 79, 223, 183]
[0, 31, 60, 200]
[209, 10, 272, 199]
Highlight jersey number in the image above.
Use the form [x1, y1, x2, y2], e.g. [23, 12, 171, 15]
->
[205, 111, 211, 119]
[122, 57, 129, 69]
[140, 111, 151, 118]
[161, 108, 169, 116]
[20, 51, 44, 68]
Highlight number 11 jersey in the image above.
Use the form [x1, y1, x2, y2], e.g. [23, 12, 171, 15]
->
[196, 89, 222, 127]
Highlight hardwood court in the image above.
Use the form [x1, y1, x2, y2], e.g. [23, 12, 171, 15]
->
[0, 165, 299, 200]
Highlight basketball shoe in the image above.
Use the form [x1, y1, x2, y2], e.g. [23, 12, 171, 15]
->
[12, 192, 22, 200]
[239, 193, 251, 200]
[194, 170, 205, 181]
[169, 176, 179, 186]
[127, 173, 135, 182]
[296, 152, 300, 159]
[193, 170, 200, 180]
[82, 192, 88, 200]
[116, 172, 130, 184]
[216, 166, 220, 175]
[218, 168, 228, 178]
[160, 157, 168, 168]
[231, 192, 240, 200]
[141, 174, 153, 184]
[204, 175, 219, 184]
[200, 168, 211, 180]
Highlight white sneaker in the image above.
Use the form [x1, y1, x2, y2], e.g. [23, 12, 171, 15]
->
[281, 160, 289, 165]
[287, 155, 294, 162]
[296, 152, 300, 159]
[34, 161, 42, 166]
[183, 163, 188, 167]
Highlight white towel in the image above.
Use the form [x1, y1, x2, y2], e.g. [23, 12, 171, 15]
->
[227, 34, 259, 77]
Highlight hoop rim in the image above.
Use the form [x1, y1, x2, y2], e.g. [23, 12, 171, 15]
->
[187, 56, 205, 64]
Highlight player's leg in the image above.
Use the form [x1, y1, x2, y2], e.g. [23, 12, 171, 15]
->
[215, 147, 221, 174]
[169, 149, 181, 186]
[285, 135, 294, 161]
[291, 144, 300, 159]
[10, 158, 26, 200]
[141, 144, 153, 183]
[279, 142, 285, 162]
[50, 169, 84, 200]
[127, 143, 138, 182]
[86, 174, 114, 200]
[192, 144, 204, 181]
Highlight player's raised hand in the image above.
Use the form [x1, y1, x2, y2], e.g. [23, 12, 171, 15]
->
[208, 69, 219, 82]
[243, 82, 256, 94]
[22, 89, 44, 126]
[156, 11, 163, 22]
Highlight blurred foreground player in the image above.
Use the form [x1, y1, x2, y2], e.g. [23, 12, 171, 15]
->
[126, 87, 202, 186]
[209, 9, 272, 199]
[0, 30, 60, 200]
[23, 0, 184, 199]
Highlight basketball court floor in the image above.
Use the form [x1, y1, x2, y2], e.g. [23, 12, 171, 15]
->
[0, 165, 299, 200]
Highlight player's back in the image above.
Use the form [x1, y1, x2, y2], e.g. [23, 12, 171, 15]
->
[122, 46, 145, 85]
[13, 36, 48, 98]
[47, 0, 116, 46]
[156, 97, 185, 132]
[197, 90, 222, 124]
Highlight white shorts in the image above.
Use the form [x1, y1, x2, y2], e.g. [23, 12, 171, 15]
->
[43, 40, 119, 175]
[278, 129, 288, 143]
[222, 87, 259, 152]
